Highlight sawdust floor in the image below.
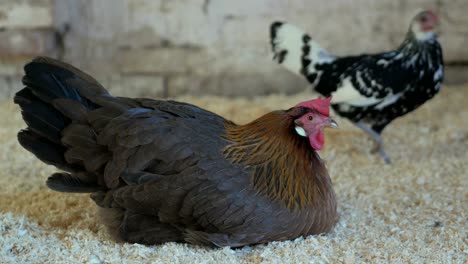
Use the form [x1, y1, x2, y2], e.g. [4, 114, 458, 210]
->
[0, 84, 466, 263]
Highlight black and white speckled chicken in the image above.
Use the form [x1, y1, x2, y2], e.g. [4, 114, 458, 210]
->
[270, 10, 444, 163]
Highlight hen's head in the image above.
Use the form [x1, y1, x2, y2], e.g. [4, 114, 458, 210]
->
[410, 10, 438, 41]
[291, 97, 337, 150]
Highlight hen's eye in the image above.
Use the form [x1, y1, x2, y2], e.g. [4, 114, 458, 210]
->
[419, 16, 428, 23]
[308, 116, 313, 120]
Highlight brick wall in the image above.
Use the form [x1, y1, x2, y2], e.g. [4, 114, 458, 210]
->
[0, 0, 56, 100]
[0, 0, 467, 100]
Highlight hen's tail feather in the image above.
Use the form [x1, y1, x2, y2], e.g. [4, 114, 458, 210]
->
[17, 130, 76, 172]
[270, 21, 336, 84]
[47, 172, 104, 193]
[14, 88, 66, 144]
[22, 57, 106, 107]
[15, 57, 114, 191]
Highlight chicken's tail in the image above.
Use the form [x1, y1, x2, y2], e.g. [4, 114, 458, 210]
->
[14, 57, 112, 193]
[270, 22, 336, 86]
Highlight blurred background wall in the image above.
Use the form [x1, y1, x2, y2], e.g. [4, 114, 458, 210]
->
[0, 0, 466, 100]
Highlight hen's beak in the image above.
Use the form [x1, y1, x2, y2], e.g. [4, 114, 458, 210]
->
[327, 118, 339, 128]
[294, 119, 303, 126]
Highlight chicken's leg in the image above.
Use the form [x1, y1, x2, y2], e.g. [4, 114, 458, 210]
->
[354, 121, 391, 164]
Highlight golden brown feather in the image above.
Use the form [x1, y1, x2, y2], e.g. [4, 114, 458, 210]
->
[224, 109, 332, 209]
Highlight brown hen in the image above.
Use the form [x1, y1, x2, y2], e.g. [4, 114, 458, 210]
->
[14, 57, 338, 247]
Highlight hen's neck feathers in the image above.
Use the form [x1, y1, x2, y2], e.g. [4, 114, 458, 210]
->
[399, 30, 438, 56]
[223, 110, 333, 210]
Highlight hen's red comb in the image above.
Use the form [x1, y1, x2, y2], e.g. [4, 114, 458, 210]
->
[426, 10, 438, 22]
[295, 97, 332, 116]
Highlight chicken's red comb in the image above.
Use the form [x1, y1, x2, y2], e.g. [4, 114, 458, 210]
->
[417, 9, 438, 22]
[295, 97, 332, 116]
[426, 10, 438, 22]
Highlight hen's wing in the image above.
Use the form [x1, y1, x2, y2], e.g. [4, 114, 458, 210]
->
[87, 99, 227, 188]
[329, 53, 423, 107]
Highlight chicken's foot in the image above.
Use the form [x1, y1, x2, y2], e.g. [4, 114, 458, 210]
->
[354, 121, 391, 164]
